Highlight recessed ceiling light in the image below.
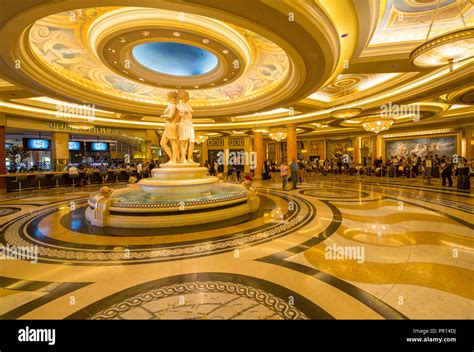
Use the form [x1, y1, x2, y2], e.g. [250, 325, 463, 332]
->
[223, 78, 228, 82]
[107, 48, 116, 53]
[173, 31, 181, 37]
[210, 83, 215, 86]
[222, 49, 229, 54]
[194, 85, 199, 88]
[142, 31, 150, 37]
[139, 78, 144, 81]
[112, 61, 117, 64]
[119, 37, 126, 43]
[202, 39, 209, 44]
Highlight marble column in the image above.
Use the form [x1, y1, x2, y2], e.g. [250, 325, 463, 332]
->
[243, 136, 251, 173]
[0, 114, 6, 193]
[51, 132, 69, 171]
[464, 127, 472, 160]
[286, 124, 297, 163]
[253, 131, 263, 179]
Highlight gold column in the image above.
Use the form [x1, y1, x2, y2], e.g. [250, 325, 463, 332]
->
[253, 132, 264, 179]
[223, 137, 229, 175]
[51, 132, 69, 171]
[286, 124, 297, 163]
[351, 137, 359, 162]
[243, 136, 251, 173]
[275, 141, 281, 164]
[201, 140, 208, 166]
[0, 114, 6, 193]
[464, 127, 472, 160]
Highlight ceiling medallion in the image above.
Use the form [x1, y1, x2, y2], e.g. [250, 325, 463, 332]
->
[410, 2, 473, 68]
[330, 107, 362, 119]
[361, 116, 394, 134]
[268, 128, 287, 141]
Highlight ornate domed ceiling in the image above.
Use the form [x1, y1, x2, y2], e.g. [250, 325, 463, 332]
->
[0, 0, 472, 135]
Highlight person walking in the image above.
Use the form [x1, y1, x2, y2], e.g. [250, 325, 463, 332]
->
[289, 158, 299, 190]
[280, 162, 289, 190]
[440, 157, 453, 187]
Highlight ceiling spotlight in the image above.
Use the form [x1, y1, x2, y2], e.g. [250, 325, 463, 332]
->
[119, 37, 126, 43]
[194, 85, 199, 88]
[107, 48, 116, 53]
[210, 83, 215, 86]
[202, 39, 209, 44]
[223, 78, 228, 82]
[112, 61, 117, 64]
[173, 31, 181, 37]
[222, 49, 229, 54]
[139, 78, 144, 81]
[141, 31, 150, 37]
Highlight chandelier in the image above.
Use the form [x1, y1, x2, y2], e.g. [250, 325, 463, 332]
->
[361, 116, 394, 134]
[268, 128, 287, 141]
[194, 134, 209, 144]
[410, 2, 473, 68]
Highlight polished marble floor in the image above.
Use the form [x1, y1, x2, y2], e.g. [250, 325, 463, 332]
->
[0, 176, 472, 319]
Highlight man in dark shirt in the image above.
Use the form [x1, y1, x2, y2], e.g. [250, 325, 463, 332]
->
[290, 159, 299, 189]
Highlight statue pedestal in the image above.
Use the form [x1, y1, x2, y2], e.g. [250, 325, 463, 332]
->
[138, 163, 218, 197]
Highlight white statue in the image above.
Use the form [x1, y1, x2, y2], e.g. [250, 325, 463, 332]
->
[177, 90, 195, 163]
[160, 91, 180, 163]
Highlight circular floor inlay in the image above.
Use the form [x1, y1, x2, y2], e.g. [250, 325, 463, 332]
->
[0, 190, 317, 265]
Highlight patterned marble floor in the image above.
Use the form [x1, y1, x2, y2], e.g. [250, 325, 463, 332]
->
[0, 176, 472, 320]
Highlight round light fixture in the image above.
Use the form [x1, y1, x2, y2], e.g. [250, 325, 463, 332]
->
[195, 134, 209, 144]
[173, 31, 181, 37]
[268, 128, 287, 141]
[361, 116, 394, 134]
[410, 28, 474, 68]
[330, 107, 362, 119]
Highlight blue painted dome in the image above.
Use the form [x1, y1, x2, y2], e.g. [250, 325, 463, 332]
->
[132, 42, 218, 76]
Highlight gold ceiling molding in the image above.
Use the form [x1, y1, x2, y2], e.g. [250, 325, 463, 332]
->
[444, 86, 474, 105]
[25, 6, 293, 116]
[0, 0, 342, 124]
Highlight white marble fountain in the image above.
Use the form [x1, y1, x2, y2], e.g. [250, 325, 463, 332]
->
[85, 162, 259, 228]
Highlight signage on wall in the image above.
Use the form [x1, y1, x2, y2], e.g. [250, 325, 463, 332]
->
[228, 137, 244, 147]
[47, 122, 120, 135]
[207, 137, 224, 147]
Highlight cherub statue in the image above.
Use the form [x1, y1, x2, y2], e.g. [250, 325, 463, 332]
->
[177, 90, 195, 163]
[160, 91, 180, 163]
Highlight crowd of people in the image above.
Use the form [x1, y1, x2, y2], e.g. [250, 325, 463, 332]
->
[275, 154, 472, 191]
